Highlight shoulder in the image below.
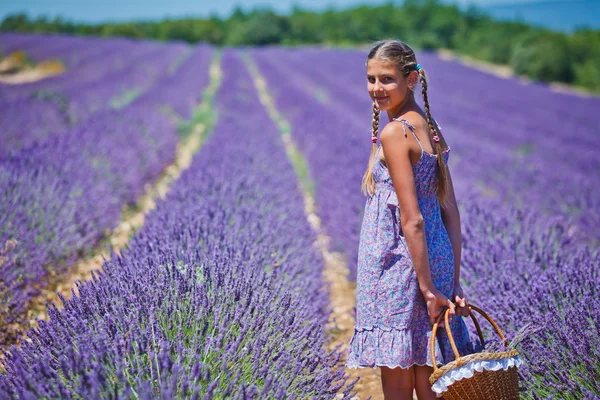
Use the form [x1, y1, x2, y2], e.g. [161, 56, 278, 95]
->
[400, 111, 427, 134]
[380, 121, 412, 157]
[381, 120, 406, 141]
[380, 112, 419, 143]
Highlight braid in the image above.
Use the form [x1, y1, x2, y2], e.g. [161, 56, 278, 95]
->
[372, 102, 380, 140]
[361, 103, 380, 197]
[418, 68, 449, 207]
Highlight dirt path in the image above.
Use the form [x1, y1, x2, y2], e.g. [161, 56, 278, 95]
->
[0, 59, 65, 84]
[0, 52, 222, 369]
[0, 51, 26, 73]
[244, 51, 388, 400]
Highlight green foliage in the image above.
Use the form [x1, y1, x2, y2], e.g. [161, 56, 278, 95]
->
[453, 19, 534, 65]
[569, 28, 600, 91]
[510, 30, 574, 82]
[101, 24, 143, 38]
[225, 9, 289, 46]
[1, 0, 599, 93]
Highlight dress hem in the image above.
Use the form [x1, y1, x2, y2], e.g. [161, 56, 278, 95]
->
[346, 324, 447, 370]
[345, 361, 443, 370]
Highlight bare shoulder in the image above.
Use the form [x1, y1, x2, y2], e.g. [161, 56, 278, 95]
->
[403, 111, 435, 135]
[380, 112, 422, 153]
[380, 121, 411, 155]
[399, 110, 422, 128]
[381, 110, 421, 139]
[381, 119, 408, 142]
[400, 111, 449, 149]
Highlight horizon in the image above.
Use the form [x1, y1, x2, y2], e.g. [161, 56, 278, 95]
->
[0, 0, 589, 22]
[0, 0, 597, 34]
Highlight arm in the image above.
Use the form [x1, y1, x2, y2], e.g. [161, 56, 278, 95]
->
[380, 123, 435, 294]
[382, 122, 457, 325]
[440, 167, 470, 316]
[439, 166, 461, 287]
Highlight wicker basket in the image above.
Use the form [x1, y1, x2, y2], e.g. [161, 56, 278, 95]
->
[428, 303, 522, 399]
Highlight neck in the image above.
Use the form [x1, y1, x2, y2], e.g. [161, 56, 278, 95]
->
[386, 91, 418, 122]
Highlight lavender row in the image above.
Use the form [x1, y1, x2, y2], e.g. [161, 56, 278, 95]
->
[0, 32, 98, 65]
[249, 48, 369, 281]
[0, 36, 158, 103]
[0, 102, 176, 343]
[0, 48, 356, 399]
[0, 33, 41, 56]
[250, 47, 600, 397]
[0, 39, 144, 156]
[0, 36, 189, 158]
[63, 43, 188, 124]
[0, 42, 213, 344]
[133, 44, 213, 119]
[459, 199, 599, 398]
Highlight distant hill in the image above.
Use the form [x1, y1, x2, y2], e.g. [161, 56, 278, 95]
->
[474, 0, 599, 33]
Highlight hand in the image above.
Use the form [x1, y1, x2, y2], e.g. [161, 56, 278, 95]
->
[423, 288, 455, 328]
[452, 282, 471, 317]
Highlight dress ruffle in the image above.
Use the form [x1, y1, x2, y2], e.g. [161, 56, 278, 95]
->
[430, 355, 523, 397]
[345, 325, 445, 369]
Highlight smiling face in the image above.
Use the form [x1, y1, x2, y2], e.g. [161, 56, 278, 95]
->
[367, 58, 416, 112]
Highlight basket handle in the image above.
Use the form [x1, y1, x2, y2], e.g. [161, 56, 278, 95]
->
[429, 303, 508, 374]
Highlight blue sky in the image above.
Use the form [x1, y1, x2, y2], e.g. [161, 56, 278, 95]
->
[0, 0, 571, 23]
[0, 0, 597, 33]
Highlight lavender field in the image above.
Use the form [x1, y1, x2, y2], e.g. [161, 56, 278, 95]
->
[1, 33, 599, 399]
[0, 33, 213, 344]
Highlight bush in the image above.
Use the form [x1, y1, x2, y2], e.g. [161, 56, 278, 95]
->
[510, 30, 574, 83]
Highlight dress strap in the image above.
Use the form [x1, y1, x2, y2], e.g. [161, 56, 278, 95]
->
[392, 118, 424, 153]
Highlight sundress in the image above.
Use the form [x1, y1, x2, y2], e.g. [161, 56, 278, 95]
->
[345, 117, 475, 369]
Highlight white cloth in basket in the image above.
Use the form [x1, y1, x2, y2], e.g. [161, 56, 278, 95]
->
[431, 355, 523, 397]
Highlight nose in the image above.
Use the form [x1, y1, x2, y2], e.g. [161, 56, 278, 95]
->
[373, 81, 384, 94]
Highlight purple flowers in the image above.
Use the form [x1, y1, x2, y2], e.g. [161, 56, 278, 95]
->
[2, 35, 597, 397]
[0, 44, 356, 398]
[0, 34, 212, 344]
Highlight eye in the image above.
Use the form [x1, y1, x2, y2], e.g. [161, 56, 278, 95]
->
[367, 77, 392, 82]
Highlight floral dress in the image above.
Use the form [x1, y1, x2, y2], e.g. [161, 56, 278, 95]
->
[346, 118, 474, 369]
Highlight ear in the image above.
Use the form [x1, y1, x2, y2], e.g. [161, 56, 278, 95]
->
[408, 70, 419, 89]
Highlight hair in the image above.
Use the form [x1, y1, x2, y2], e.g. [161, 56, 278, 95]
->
[361, 39, 450, 208]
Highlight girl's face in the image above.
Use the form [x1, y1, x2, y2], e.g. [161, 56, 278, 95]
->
[366, 58, 416, 111]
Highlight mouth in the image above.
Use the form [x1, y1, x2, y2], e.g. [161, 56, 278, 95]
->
[375, 96, 388, 101]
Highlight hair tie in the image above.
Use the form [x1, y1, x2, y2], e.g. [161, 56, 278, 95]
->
[415, 63, 421, 71]
[372, 137, 377, 144]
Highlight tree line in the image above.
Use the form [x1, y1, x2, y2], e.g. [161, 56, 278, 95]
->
[1, 0, 599, 92]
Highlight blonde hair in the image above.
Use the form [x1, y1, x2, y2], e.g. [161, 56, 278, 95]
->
[361, 39, 449, 208]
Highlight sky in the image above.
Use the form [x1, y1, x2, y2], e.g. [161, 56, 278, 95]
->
[0, 0, 572, 22]
[0, 0, 597, 33]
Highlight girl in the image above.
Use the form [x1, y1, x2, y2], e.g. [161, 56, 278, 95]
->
[345, 40, 475, 399]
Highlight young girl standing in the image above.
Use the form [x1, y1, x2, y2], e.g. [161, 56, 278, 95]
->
[345, 40, 475, 399]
